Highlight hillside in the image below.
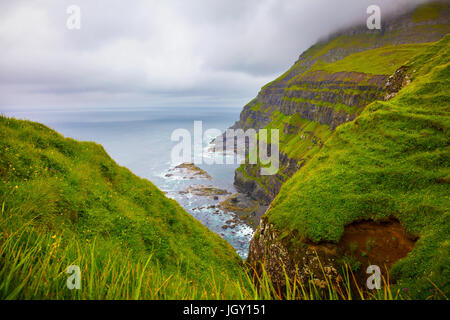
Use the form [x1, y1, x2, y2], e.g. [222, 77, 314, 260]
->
[232, 2, 450, 299]
[0, 116, 245, 299]
[232, 2, 450, 204]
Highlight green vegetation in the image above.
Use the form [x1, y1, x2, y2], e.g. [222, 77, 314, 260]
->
[236, 23, 438, 192]
[0, 116, 412, 300]
[309, 43, 430, 76]
[235, 3, 449, 226]
[0, 116, 246, 299]
[266, 35, 450, 299]
[412, 2, 446, 22]
[281, 96, 358, 114]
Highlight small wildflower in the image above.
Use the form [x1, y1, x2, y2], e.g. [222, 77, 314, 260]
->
[51, 234, 56, 239]
[14, 185, 18, 190]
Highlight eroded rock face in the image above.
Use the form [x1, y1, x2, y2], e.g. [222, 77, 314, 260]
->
[230, 72, 390, 204]
[234, 152, 304, 205]
[247, 216, 340, 288]
[218, 193, 265, 229]
[225, 4, 450, 209]
[384, 66, 411, 100]
[338, 219, 418, 282]
[238, 3, 448, 295]
[247, 217, 418, 289]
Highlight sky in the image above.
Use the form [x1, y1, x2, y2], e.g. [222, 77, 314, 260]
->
[0, 0, 431, 111]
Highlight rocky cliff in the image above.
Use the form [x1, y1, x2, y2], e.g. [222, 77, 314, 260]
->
[232, 2, 450, 298]
[231, 2, 450, 204]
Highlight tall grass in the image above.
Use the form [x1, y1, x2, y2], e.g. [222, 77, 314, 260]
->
[0, 151, 443, 300]
[0, 216, 414, 300]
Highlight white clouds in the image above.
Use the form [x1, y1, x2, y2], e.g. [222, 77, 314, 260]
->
[0, 0, 431, 110]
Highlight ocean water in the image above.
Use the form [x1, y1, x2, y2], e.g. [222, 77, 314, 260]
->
[4, 107, 254, 259]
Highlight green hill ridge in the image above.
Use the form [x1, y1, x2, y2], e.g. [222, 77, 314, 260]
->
[0, 116, 246, 299]
[241, 3, 449, 299]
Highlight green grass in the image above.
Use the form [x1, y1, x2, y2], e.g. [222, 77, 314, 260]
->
[0, 219, 408, 300]
[265, 35, 450, 299]
[0, 115, 411, 300]
[232, 3, 449, 246]
[236, 18, 443, 194]
[0, 116, 246, 299]
[236, 108, 333, 192]
[412, 2, 446, 22]
[310, 43, 430, 76]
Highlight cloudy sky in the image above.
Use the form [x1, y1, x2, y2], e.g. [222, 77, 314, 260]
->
[0, 0, 430, 110]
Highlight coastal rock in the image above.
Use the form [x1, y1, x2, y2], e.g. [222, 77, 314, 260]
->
[219, 193, 267, 229]
[165, 163, 213, 180]
[179, 185, 230, 198]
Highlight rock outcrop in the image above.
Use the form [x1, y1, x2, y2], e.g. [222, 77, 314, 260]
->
[248, 216, 417, 289]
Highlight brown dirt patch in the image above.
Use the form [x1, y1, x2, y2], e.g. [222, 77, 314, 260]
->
[339, 218, 418, 276]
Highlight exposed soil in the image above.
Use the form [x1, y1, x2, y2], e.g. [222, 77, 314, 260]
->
[338, 218, 418, 282]
[247, 217, 418, 290]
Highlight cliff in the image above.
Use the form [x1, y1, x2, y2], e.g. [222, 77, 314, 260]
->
[232, 2, 450, 204]
[234, 2, 450, 298]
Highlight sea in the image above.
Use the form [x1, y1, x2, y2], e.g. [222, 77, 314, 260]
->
[3, 107, 254, 259]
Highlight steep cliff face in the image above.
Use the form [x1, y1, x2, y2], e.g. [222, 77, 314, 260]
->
[248, 33, 450, 298]
[232, 2, 450, 204]
[235, 2, 450, 299]
[248, 215, 418, 290]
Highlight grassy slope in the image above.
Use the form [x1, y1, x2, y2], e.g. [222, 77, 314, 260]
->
[238, 2, 450, 189]
[266, 35, 450, 298]
[0, 116, 403, 300]
[0, 117, 246, 299]
[308, 43, 430, 75]
[239, 42, 431, 192]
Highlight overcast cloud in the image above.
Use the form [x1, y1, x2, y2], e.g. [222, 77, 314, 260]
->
[0, 0, 431, 110]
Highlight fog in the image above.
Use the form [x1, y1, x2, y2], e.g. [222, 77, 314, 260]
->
[0, 0, 432, 110]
